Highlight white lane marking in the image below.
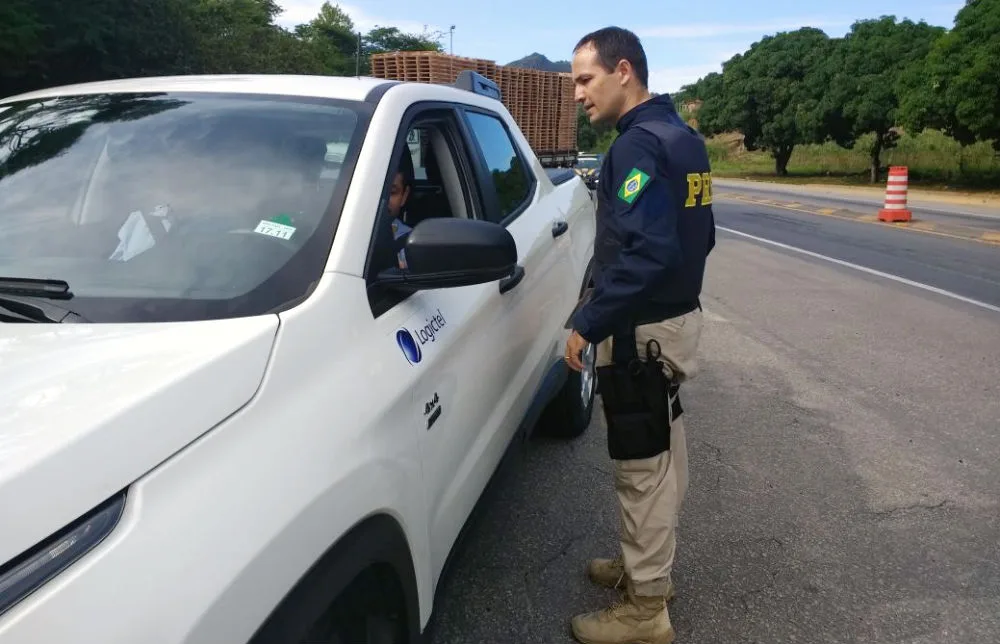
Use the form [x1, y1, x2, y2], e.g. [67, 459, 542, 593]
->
[718, 226, 1000, 314]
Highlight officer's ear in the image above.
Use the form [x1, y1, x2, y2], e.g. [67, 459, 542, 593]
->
[615, 58, 633, 86]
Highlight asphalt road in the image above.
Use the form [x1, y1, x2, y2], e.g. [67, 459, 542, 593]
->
[714, 179, 1000, 229]
[424, 199, 1000, 643]
[711, 197, 1000, 310]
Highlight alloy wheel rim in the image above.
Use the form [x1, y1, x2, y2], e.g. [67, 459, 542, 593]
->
[580, 342, 596, 407]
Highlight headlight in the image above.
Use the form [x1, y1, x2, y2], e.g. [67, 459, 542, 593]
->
[0, 491, 126, 617]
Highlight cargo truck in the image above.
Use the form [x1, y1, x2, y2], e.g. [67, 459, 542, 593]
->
[371, 51, 578, 167]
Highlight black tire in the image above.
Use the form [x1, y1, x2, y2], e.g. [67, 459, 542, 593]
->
[537, 339, 597, 439]
[300, 566, 407, 644]
[249, 516, 419, 644]
[537, 261, 598, 439]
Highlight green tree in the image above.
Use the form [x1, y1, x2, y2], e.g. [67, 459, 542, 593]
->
[293, 1, 358, 75]
[365, 26, 444, 55]
[294, 3, 443, 76]
[0, 0, 44, 96]
[576, 104, 616, 151]
[675, 71, 724, 133]
[360, 26, 444, 75]
[899, 0, 1000, 151]
[577, 105, 597, 150]
[0, 0, 448, 101]
[700, 28, 836, 175]
[1, 0, 199, 97]
[594, 128, 618, 154]
[187, 0, 319, 74]
[823, 17, 945, 182]
[305, 1, 355, 35]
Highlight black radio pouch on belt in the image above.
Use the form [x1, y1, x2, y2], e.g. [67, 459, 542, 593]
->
[596, 325, 675, 460]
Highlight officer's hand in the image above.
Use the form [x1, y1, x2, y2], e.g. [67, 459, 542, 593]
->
[564, 331, 588, 372]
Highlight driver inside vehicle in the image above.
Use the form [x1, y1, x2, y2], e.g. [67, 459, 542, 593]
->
[367, 147, 419, 277]
[387, 150, 414, 270]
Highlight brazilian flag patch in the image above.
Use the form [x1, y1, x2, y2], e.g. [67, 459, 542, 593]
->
[617, 167, 651, 204]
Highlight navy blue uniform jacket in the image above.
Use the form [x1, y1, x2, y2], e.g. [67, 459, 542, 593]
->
[571, 94, 716, 345]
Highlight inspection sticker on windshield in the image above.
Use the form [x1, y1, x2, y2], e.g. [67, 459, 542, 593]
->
[254, 219, 296, 240]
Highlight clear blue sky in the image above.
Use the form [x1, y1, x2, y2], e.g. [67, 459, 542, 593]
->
[276, 0, 961, 93]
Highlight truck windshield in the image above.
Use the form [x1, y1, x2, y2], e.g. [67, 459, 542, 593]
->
[0, 91, 369, 322]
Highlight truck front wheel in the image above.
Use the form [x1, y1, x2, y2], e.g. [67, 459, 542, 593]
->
[537, 340, 596, 439]
[249, 515, 420, 644]
[301, 565, 407, 644]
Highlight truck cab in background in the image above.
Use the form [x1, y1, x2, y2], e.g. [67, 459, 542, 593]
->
[575, 152, 603, 190]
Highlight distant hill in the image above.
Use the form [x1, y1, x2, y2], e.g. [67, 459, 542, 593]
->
[506, 53, 571, 73]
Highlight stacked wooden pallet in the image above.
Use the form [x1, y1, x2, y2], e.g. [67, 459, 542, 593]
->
[370, 51, 498, 86]
[370, 51, 577, 159]
[556, 72, 576, 152]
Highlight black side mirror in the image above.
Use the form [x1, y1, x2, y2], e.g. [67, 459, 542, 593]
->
[373, 217, 518, 291]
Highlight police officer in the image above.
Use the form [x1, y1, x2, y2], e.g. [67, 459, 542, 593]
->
[563, 26, 715, 644]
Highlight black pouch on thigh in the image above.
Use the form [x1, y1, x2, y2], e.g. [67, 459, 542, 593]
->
[596, 326, 673, 460]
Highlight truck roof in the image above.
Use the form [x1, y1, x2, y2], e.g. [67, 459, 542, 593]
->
[1, 74, 400, 105]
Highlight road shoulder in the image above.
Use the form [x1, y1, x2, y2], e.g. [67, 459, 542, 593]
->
[715, 177, 1000, 210]
[715, 185, 1000, 246]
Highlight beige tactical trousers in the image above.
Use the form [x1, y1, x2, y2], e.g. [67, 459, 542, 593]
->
[595, 308, 703, 597]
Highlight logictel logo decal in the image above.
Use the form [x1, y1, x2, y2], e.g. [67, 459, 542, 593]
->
[396, 329, 422, 365]
[396, 308, 447, 365]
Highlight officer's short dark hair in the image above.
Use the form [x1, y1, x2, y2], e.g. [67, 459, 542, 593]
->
[574, 26, 649, 89]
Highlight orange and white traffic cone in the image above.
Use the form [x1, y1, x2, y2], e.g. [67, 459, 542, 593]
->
[878, 166, 913, 222]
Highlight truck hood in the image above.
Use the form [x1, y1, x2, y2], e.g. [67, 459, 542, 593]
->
[0, 317, 278, 566]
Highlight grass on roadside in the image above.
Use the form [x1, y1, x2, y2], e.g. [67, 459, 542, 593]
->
[706, 130, 1000, 192]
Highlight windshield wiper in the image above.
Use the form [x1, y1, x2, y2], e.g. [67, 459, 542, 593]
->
[0, 278, 88, 323]
[0, 277, 73, 299]
[0, 295, 88, 323]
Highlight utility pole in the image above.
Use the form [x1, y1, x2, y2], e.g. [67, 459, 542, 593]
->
[450, 25, 455, 55]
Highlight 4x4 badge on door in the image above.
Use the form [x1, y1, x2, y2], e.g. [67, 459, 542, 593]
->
[424, 392, 442, 429]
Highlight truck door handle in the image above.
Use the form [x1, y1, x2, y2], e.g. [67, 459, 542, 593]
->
[499, 265, 525, 294]
[552, 220, 569, 238]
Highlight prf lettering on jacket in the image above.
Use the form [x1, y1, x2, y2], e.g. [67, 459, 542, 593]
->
[685, 172, 713, 207]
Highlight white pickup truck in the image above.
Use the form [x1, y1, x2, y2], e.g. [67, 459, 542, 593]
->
[0, 72, 596, 643]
